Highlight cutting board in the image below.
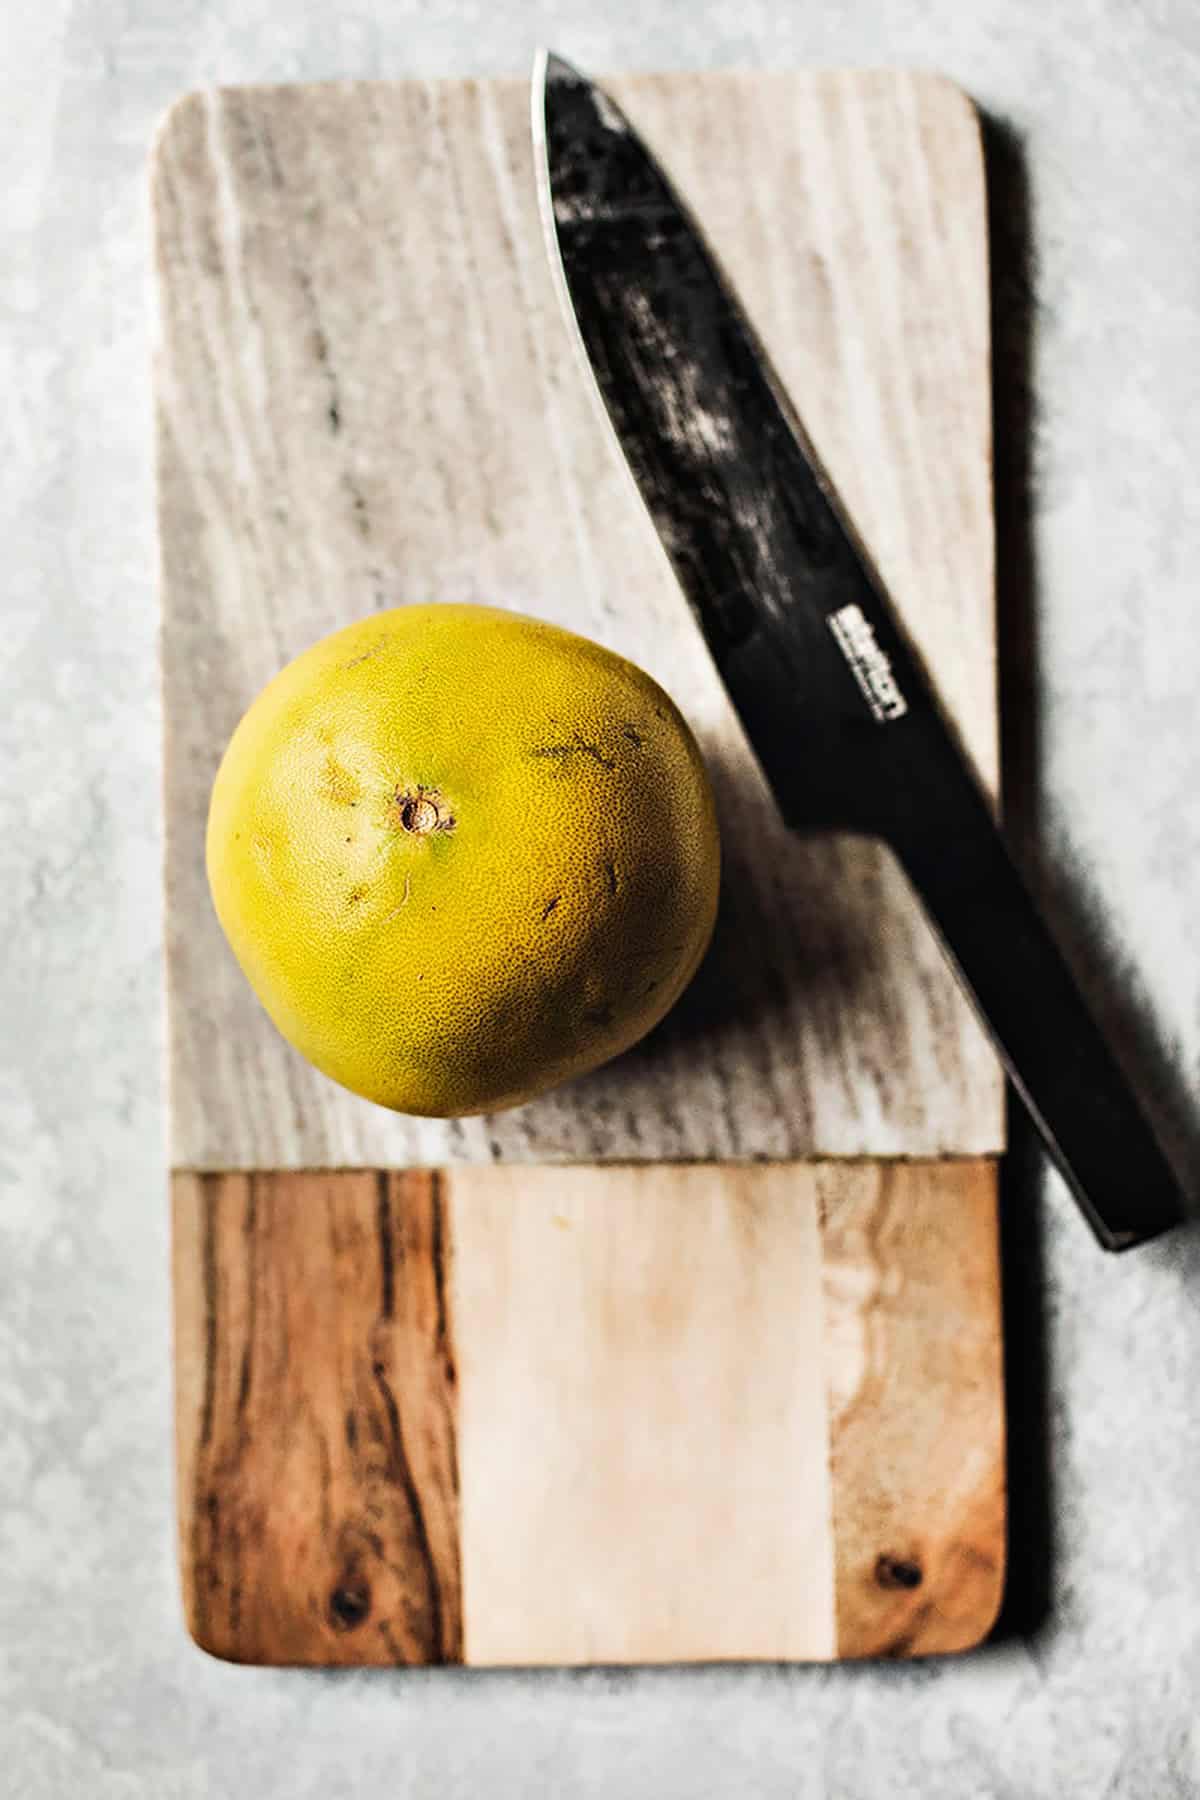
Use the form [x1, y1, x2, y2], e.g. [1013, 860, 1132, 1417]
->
[154, 70, 1006, 1665]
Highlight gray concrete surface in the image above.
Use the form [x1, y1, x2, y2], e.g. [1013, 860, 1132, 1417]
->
[2, 1, 1199, 1794]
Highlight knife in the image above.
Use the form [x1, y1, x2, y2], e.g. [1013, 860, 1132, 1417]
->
[533, 50, 1187, 1251]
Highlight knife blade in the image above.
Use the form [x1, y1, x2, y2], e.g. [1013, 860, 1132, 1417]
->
[533, 50, 1187, 1251]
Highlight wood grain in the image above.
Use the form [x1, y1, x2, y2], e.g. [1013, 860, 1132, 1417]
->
[449, 1164, 835, 1665]
[173, 1162, 1003, 1665]
[154, 71, 1003, 1169]
[821, 1160, 1006, 1656]
[173, 1171, 461, 1664]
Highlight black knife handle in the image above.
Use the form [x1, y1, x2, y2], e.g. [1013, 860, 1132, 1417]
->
[887, 763, 1186, 1251]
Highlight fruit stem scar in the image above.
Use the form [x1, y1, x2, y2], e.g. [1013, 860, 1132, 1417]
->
[401, 795, 439, 834]
[393, 785, 455, 835]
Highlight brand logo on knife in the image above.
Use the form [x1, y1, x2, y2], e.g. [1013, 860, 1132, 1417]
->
[827, 604, 908, 722]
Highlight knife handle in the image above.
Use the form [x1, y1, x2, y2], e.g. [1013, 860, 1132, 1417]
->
[888, 772, 1186, 1250]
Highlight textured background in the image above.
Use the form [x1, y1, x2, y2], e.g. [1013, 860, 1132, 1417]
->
[2, 1, 1199, 1795]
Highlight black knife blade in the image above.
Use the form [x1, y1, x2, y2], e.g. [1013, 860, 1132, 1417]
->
[534, 50, 1186, 1250]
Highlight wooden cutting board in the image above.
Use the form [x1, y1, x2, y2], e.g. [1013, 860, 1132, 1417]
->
[154, 70, 1006, 1665]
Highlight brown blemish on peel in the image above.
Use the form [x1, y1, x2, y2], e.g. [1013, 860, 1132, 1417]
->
[531, 732, 616, 773]
[342, 638, 390, 670]
[320, 752, 362, 807]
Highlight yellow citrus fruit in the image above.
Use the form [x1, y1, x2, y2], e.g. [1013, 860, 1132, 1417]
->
[206, 604, 720, 1116]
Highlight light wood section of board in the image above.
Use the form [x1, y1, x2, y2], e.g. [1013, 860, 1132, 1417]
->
[173, 1163, 1004, 1666]
[154, 70, 1003, 1170]
[450, 1164, 835, 1665]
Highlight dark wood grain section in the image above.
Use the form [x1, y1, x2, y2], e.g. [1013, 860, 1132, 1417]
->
[172, 1171, 461, 1664]
[821, 1160, 1006, 1657]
